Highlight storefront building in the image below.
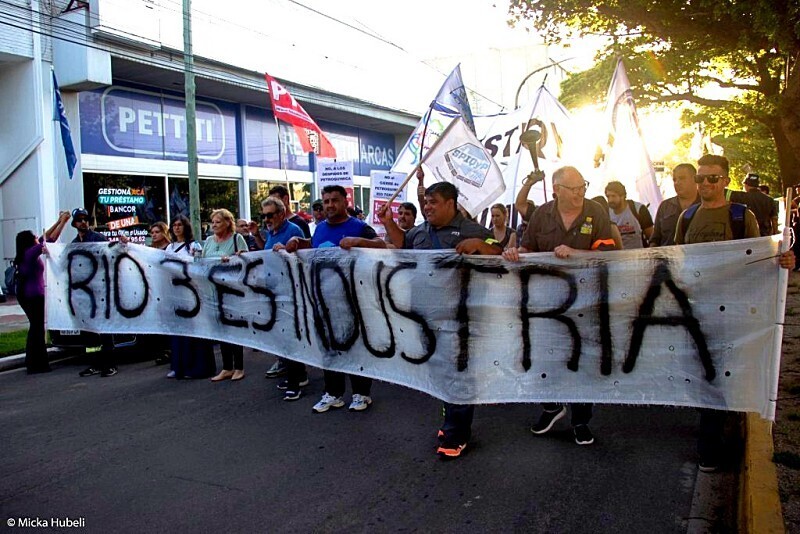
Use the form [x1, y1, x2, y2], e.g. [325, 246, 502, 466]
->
[0, 0, 418, 257]
[78, 82, 402, 242]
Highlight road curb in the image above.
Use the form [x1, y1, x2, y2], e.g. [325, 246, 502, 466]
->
[740, 413, 784, 533]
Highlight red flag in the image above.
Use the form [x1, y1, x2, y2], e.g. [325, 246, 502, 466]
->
[264, 73, 337, 158]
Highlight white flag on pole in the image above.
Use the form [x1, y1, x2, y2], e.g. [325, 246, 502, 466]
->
[595, 59, 662, 217]
[422, 118, 506, 217]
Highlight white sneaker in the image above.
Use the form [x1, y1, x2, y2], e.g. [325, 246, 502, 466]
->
[349, 394, 372, 412]
[312, 393, 345, 413]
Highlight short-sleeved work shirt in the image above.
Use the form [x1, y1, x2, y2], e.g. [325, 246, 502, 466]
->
[404, 212, 495, 250]
[520, 198, 616, 252]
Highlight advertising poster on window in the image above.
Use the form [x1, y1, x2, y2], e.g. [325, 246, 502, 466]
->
[83, 174, 167, 243]
[317, 159, 354, 207]
[368, 170, 406, 238]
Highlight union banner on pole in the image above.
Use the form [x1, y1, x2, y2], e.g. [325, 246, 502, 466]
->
[422, 118, 506, 217]
[265, 73, 336, 158]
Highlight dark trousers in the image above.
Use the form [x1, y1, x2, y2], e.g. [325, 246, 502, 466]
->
[543, 402, 593, 426]
[18, 295, 48, 372]
[698, 408, 725, 461]
[442, 403, 474, 444]
[220, 342, 243, 371]
[323, 370, 371, 397]
[285, 360, 307, 389]
[91, 334, 116, 371]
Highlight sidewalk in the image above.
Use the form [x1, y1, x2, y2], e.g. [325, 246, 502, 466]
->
[0, 295, 28, 333]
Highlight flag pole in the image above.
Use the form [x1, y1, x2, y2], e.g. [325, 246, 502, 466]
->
[383, 118, 462, 206]
[266, 81, 294, 206]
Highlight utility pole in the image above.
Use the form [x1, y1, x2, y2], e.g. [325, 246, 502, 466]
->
[183, 0, 200, 237]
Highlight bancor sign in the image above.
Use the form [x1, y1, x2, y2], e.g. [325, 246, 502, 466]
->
[80, 86, 238, 165]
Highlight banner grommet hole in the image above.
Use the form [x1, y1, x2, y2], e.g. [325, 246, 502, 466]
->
[541, 373, 546, 379]
[719, 305, 726, 312]
[725, 371, 731, 377]
[746, 249, 752, 255]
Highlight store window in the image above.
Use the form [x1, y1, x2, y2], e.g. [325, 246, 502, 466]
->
[248, 180, 312, 220]
[168, 177, 240, 239]
[82, 173, 166, 243]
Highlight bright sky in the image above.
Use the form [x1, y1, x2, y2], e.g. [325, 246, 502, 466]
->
[100, 0, 686, 170]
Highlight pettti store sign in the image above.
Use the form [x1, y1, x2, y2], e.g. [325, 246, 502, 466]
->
[79, 86, 238, 165]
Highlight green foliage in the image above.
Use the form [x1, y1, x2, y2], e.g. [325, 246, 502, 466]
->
[0, 329, 28, 358]
[509, 0, 800, 185]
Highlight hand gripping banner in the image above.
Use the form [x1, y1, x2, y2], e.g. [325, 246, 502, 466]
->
[45, 239, 786, 418]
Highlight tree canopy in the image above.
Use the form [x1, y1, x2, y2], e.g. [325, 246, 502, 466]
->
[508, 0, 800, 189]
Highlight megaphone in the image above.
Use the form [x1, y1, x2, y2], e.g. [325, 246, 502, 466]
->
[519, 128, 542, 172]
[519, 127, 545, 186]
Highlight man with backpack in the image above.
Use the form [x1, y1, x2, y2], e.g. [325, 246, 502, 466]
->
[674, 154, 794, 472]
[605, 181, 653, 249]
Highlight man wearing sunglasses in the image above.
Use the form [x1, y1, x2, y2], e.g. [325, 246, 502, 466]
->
[503, 166, 616, 446]
[675, 154, 795, 473]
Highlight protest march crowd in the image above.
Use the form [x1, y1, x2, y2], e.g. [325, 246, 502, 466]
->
[13, 154, 797, 471]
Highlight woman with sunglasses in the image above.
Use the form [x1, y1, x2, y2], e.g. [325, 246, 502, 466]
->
[164, 216, 215, 379]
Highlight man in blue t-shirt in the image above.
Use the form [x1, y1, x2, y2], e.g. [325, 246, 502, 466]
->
[275, 185, 386, 408]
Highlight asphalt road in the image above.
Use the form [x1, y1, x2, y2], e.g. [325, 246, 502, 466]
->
[0, 348, 734, 533]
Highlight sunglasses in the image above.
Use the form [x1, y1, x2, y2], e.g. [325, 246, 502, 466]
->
[74, 217, 89, 223]
[313, 206, 323, 211]
[695, 174, 725, 184]
[261, 212, 277, 220]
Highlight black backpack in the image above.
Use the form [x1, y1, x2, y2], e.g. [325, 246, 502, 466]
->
[678, 202, 747, 243]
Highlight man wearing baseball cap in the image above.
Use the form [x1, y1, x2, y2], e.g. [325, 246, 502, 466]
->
[70, 208, 117, 378]
[728, 173, 778, 236]
[70, 208, 107, 243]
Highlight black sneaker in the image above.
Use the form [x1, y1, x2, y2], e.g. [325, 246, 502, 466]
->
[530, 406, 567, 435]
[283, 390, 302, 401]
[573, 424, 594, 445]
[277, 376, 309, 390]
[100, 367, 118, 377]
[79, 367, 101, 377]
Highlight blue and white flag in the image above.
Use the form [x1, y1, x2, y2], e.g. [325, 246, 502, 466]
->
[432, 64, 475, 134]
[52, 70, 77, 179]
[391, 65, 474, 174]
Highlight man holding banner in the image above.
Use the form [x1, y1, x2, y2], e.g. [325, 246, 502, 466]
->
[276, 185, 386, 411]
[378, 182, 501, 460]
[504, 166, 616, 446]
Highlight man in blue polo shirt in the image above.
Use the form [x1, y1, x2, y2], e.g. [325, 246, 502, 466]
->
[263, 198, 304, 249]
[276, 185, 386, 409]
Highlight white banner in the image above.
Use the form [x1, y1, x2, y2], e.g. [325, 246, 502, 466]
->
[46, 239, 786, 417]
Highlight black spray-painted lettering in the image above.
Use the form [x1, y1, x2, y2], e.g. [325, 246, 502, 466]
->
[67, 250, 99, 318]
[624, 258, 714, 381]
[519, 265, 580, 372]
[208, 263, 247, 328]
[384, 261, 437, 364]
[161, 259, 201, 318]
[313, 258, 359, 352]
[350, 260, 396, 358]
[243, 258, 277, 332]
[438, 258, 509, 371]
[113, 252, 149, 318]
